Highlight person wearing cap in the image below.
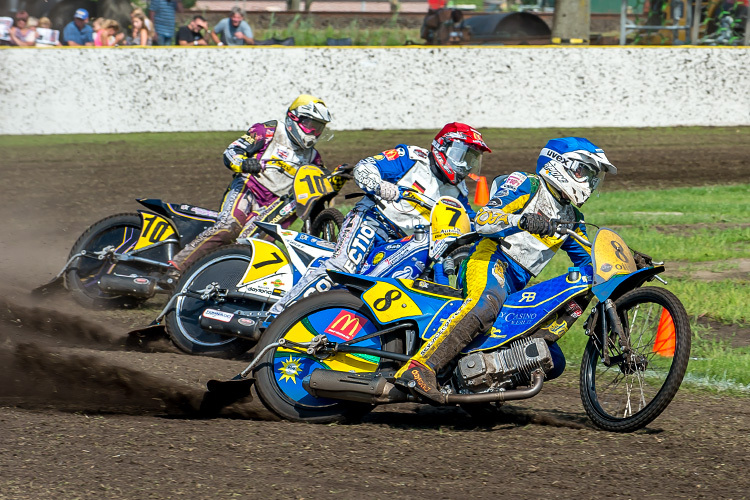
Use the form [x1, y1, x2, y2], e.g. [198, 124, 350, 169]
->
[62, 8, 93, 46]
[268, 122, 489, 317]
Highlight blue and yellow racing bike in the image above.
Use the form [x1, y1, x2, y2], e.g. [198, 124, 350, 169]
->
[210, 223, 691, 432]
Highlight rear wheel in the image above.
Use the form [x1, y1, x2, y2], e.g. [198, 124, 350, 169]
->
[580, 287, 691, 432]
[310, 208, 344, 242]
[65, 213, 147, 308]
[165, 244, 258, 358]
[254, 290, 403, 423]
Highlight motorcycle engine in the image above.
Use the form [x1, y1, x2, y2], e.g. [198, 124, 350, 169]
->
[454, 338, 553, 393]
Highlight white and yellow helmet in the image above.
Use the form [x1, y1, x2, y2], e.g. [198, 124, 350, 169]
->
[285, 94, 332, 149]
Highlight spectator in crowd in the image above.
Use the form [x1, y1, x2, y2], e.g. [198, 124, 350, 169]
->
[63, 8, 93, 46]
[130, 8, 155, 42]
[177, 15, 211, 45]
[10, 10, 35, 46]
[210, 6, 254, 45]
[127, 12, 152, 46]
[149, 0, 182, 46]
[94, 19, 123, 46]
[92, 17, 105, 33]
[35, 17, 61, 46]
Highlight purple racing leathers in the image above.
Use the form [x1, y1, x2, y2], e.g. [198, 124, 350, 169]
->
[171, 120, 323, 270]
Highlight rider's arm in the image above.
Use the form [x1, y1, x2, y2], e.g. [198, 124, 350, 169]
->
[352, 147, 411, 197]
[223, 122, 272, 174]
[474, 173, 535, 238]
[561, 209, 592, 266]
[454, 181, 476, 220]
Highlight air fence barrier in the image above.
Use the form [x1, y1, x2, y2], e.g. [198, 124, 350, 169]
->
[0, 46, 748, 135]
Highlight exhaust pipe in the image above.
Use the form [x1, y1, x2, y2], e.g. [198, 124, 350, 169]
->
[303, 370, 409, 404]
[98, 274, 156, 298]
[303, 369, 545, 405]
[445, 370, 545, 404]
[198, 306, 262, 341]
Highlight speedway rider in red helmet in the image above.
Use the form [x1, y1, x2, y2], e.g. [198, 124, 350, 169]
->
[394, 137, 617, 403]
[269, 122, 491, 316]
[169, 94, 332, 274]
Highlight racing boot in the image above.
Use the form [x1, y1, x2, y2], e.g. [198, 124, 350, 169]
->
[158, 261, 181, 291]
[395, 291, 504, 404]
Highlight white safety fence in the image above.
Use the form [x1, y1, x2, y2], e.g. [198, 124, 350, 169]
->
[0, 46, 748, 135]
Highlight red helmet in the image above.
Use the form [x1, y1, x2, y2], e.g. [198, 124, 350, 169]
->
[431, 123, 492, 185]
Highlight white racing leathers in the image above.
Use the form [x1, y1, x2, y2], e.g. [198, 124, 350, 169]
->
[475, 172, 592, 292]
[269, 144, 475, 316]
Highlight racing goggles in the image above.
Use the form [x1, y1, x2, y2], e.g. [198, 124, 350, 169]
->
[568, 160, 604, 189]
[445, 141, 483, 173]
[290, 113, 328, 137]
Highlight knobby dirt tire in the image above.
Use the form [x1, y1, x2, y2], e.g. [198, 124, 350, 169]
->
[310, 208, 344, 242]
[165, 244, 257, 358]
[254, 290, 403, 423]
[580, 286, 691, 432]
[65, 213, 146, 309]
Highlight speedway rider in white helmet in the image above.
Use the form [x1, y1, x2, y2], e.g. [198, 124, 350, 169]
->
[394, 137, 617, 403]
[269, 122, 491, 316]
[169, 95, 333, 274]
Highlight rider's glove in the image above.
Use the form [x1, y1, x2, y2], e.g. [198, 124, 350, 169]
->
[519, 213, 555, 236]
[241, 157, 262, 174]
[377, 181, 400, 202]
[632, 250, 653, 269]
[331, 175, 348, 192]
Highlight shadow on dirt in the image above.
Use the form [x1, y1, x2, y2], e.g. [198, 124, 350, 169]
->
[363, 403, 592, 431]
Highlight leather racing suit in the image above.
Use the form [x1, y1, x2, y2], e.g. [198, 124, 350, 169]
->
[171, 120, 323, 270]
[395, 171, 593, 402]
[269, 143, 475, 316]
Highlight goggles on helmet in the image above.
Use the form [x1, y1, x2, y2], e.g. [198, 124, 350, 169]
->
[445, 141, 483, 173]
[298, 117, 327, 137]
[568, 160, 604, 190]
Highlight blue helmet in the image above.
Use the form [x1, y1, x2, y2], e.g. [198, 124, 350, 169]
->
[536, 137, 617, 207]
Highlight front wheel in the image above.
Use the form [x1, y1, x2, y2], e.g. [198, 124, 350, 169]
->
[254, 290, 402, 423]
[165, 244, 258, 358]
[65, 213, 147, 308]
[580, 287, 691, 432]
[310, 208, 344, 242]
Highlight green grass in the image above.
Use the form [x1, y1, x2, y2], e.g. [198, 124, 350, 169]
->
[586, 184, 750, 225]
[256, 15, 421, 46]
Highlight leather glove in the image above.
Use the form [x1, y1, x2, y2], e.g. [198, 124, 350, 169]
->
[331, 175, 347, 192]
[241, 157, 262, 174]
[519, 213, 555, 236]
[377, 181, 400, 202]
[632, 250, 653, 269]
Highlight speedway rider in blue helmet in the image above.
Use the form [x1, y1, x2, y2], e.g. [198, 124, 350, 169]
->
[269, 122, 491, 316]
[395, 137, 617, 403]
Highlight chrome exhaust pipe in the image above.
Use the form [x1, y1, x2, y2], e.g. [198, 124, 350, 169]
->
[303, 370, 409, 404]
[445, 370, 545, 404]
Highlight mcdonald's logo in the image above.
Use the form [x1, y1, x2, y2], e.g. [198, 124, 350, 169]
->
[324, 310, 368, 341]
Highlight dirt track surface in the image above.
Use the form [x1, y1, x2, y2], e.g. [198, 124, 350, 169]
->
[1, 127, 749, 499]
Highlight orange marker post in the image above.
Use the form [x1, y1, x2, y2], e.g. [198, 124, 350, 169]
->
[653, 307, 676, 357]
[474, 175, 489, 206]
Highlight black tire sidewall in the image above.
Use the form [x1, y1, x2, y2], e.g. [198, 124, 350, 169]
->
[65, 213, 144, 308]
[165, 244, 257, 358]
[310, 208, 344, 242]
